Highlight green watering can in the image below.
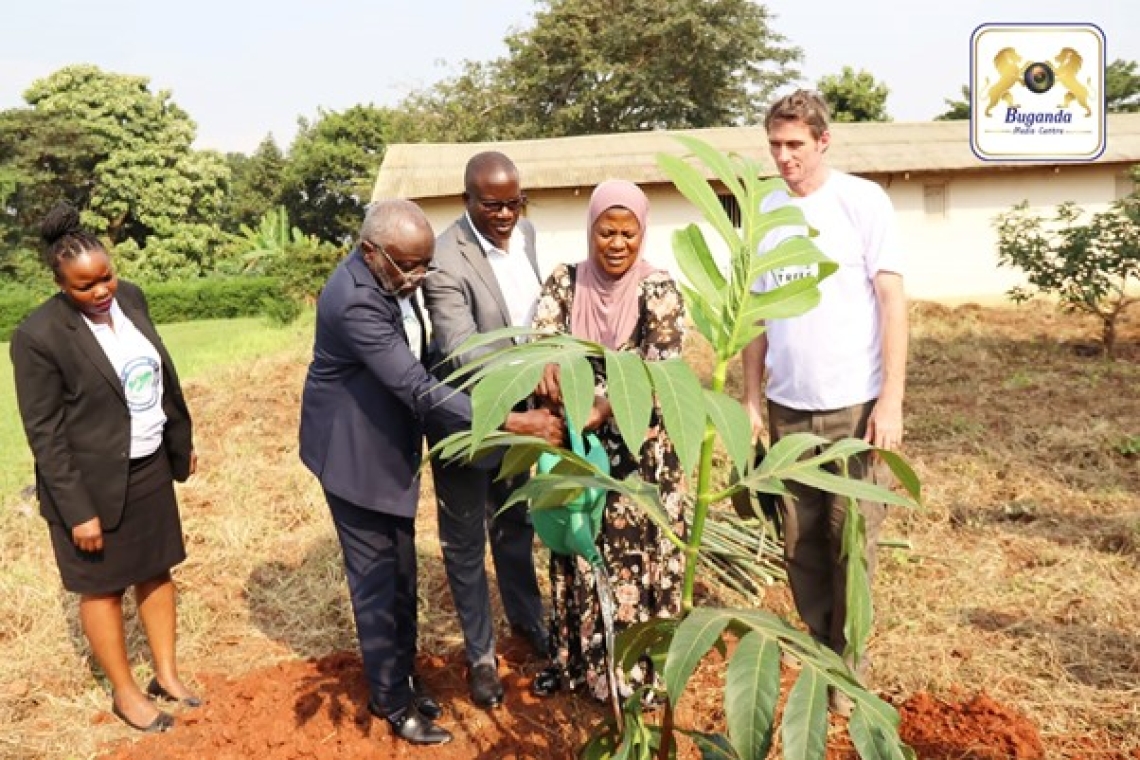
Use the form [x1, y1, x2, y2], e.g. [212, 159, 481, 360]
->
[532, 418, 610, 567]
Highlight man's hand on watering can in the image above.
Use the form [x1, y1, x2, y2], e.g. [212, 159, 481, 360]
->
[506, 407, 566, 446]
[584, 396, 612, 431]
[535, 362, 562, 404]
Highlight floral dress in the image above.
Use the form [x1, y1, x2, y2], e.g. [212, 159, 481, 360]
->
[531, 262, 687, 703]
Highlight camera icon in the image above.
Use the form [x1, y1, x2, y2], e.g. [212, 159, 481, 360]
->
[1023, 61, 1056, 94]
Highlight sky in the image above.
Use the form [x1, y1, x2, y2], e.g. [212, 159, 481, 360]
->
[1, 0, 1137, 155]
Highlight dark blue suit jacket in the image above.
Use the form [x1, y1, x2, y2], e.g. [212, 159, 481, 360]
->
[299, 249, 472, 518]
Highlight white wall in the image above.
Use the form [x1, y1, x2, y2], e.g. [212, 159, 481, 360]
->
[417, 164, 1126, 303]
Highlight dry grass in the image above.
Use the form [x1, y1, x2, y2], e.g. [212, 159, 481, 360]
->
[0, 301, 1137, 759]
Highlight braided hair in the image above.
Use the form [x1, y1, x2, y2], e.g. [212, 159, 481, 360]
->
[39, 202, 107, 278]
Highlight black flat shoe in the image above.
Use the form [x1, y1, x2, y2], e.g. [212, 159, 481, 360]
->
[411, 675, 442, 720]
[468, 662, 504, 708]
[531, 666, 563, 698]
[146, 677, 203, 709]
[112, 701, 174, 733]
[370, 701, 452, 746]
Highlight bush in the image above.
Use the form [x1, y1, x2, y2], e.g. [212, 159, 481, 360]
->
[0, 287, 42, 341]
[140, 277, 287, 323]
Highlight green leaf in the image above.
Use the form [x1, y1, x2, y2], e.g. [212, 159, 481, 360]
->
[754, 432, 830, 478]
[657, 152, 739, 250]
[469, 360, 546, 443]
[663, 608, 731, 707]
[614, 618, 679, 672]
[790, 467, 920, 510]
[681, 730, 739, 760]
[848, 708, 914, 760]
[647, 359, 707, 474]
[781, 668, 828, 760]
[842, 502, 872, 667]
[876, 449, 922, 501]
[724, 631, 780, 760]
[558, 353, 597, 434]
[673, 224, 726, 313]
[604, 349, 654, 457]
[497, 443, 543, 481]
[702, 390, 752, 475]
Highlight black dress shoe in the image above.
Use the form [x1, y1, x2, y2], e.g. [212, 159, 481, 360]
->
[531, 666, 563, 698]
[468, 662, 504, 708]
[370, 701, 452, 746]
[146, 677, 203, 708]
[411, 675, 442, 720]
[112, 700, 175, 733]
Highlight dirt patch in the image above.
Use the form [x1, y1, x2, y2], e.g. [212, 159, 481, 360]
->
[97, 648, 1072, 760]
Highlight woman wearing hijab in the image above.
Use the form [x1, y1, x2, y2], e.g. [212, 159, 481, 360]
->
[10, 203, 199, 733]
[529, 180, 686, 706]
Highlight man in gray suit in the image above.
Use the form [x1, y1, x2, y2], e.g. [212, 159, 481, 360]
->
[423, 152, 547, 709]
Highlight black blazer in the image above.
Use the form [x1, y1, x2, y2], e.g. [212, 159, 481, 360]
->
[10, 280, 194, 530]
[299, 249, 473, 518]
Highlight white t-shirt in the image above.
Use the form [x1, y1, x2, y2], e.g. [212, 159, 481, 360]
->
[466, 213, 541, 330]
[82, 299, 167, 458]
[752, 170, 904, 411]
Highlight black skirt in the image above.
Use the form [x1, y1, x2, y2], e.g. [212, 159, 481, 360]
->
[49, 447, 187, 595]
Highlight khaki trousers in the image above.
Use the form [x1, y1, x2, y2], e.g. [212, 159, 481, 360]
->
[767, 399, 887, 678]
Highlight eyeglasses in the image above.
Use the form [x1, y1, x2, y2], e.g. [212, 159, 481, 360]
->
[477, 195, 528, 213]
[364, 240, 436, 287]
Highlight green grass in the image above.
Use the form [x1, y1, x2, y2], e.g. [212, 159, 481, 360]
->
[0, 311, 314, 504]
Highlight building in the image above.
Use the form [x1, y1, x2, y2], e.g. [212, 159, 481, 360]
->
[373, 114, 1140, 303]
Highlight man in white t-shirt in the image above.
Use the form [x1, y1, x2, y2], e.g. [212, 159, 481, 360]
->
[741, 90, 908, 713]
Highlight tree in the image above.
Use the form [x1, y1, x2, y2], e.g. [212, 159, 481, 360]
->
[1107, 58, 1140, 113]
[280, 105, 389, 244]
[935, 84, 971, 121]
[995, 198, 1140, 356]
[815, 67, 890, 123]
[0, 107, 108, 262]
[219, 135, 286, 234]
[394, 0, 801, 140]
[20, 65, 229, 278]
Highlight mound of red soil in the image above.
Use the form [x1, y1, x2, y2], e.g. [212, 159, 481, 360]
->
[98, 648, 1066, 760]
[897, 692, 1044, 760]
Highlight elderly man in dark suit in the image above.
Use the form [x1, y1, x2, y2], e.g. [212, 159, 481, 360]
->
[422, 152, 548, 709]
[299, 199, 561, 746]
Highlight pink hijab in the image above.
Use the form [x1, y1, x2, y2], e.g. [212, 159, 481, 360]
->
[571, 180, 660, 349]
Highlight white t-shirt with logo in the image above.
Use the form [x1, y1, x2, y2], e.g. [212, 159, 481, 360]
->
[751, 170, 904, 411]
[83, 300, 167, 458]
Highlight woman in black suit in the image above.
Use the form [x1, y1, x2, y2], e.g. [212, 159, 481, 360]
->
[10, 203, 199, 733]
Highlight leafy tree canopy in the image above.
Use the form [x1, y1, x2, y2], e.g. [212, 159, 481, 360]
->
[16, 65, 229, 278]
[281, 104, 389, 244]
[815, 67, 890, 123]
[392, 0, 801, 141]
[1107, 58, 1140, 114]
[219, 135, 286, 234]
[934, 84, 970, 121]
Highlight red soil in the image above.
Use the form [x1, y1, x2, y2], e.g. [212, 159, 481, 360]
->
[97, 642, 1080, 760]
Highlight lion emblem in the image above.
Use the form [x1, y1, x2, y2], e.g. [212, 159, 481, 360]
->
[1054, 47, 1093, 116]
[984, 47, 1025, 116]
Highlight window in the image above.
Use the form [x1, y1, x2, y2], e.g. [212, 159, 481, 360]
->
[923, 182, 947, 218]
[718, 194, 742, 228]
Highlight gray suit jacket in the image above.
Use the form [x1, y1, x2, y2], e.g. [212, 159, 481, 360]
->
[423, 216, 540, 380]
